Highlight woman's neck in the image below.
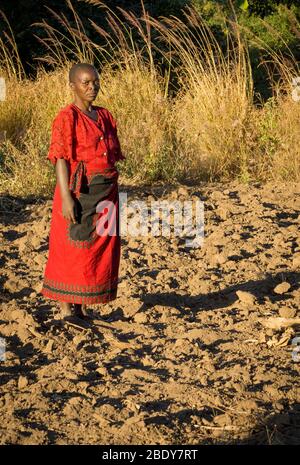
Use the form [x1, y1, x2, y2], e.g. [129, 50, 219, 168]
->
[72, 101, 93, 113]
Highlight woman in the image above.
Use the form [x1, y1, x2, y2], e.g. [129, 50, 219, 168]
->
[41, 63, 125, 322]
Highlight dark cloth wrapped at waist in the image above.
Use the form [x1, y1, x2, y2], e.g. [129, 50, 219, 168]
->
[69, 160, 119, 196]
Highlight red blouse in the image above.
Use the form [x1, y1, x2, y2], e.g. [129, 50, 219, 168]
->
[47, 103, 125, 196]
[47, 103, 125, 167]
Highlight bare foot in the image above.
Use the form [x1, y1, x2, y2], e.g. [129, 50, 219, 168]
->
[60, 301, 73, 319]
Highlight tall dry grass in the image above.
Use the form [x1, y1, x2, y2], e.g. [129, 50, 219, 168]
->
[0, 0, 299, 198]
[148, 4, 255, 182]
[0, 67, 74, 196]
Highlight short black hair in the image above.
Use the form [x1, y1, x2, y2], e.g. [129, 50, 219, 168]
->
[69, 63, 98, 83]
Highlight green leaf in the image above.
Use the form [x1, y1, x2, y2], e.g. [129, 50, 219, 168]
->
[238, 0, 249, 11]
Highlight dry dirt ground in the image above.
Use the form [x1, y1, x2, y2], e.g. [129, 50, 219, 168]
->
[0, 179, 300, 445]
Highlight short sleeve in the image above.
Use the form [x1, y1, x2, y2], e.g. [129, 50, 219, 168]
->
[108, 111, 126, 162]
[47, 110, 74, 166]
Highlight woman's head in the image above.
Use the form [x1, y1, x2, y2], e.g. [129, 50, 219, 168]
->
[69, 63, 100, 103]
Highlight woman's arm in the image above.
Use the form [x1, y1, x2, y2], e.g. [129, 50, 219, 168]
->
[56, 159, 77, 224]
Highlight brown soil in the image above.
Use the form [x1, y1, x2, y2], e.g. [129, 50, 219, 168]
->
[0, 179, 300, 445]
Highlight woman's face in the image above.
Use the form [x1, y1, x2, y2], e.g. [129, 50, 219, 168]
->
[70, 68, 100, 103]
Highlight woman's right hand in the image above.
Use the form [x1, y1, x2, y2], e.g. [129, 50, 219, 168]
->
[62, 194, 77, 224]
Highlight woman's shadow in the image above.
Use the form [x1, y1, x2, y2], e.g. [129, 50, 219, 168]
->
[137, 271, 300, 313]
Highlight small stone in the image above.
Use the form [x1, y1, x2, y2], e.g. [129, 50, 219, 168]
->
[274, 402, 284, 411]
[278, 307, 296, 318]
[236, 290, 255, 305]
[133, 313, 148, 323]
[68, 397, 81, 406]
[213, 414, 230, 426]
[292, 254, 300, 269]
[274, 282, 291, 294]
[235, 399, 259, 412]
[18, 376, 28, 390]
[266, 328, 275, 337]
[96, 367, 108, 377]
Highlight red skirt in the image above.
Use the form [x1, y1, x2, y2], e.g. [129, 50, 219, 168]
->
[41, 158, 122, 304]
